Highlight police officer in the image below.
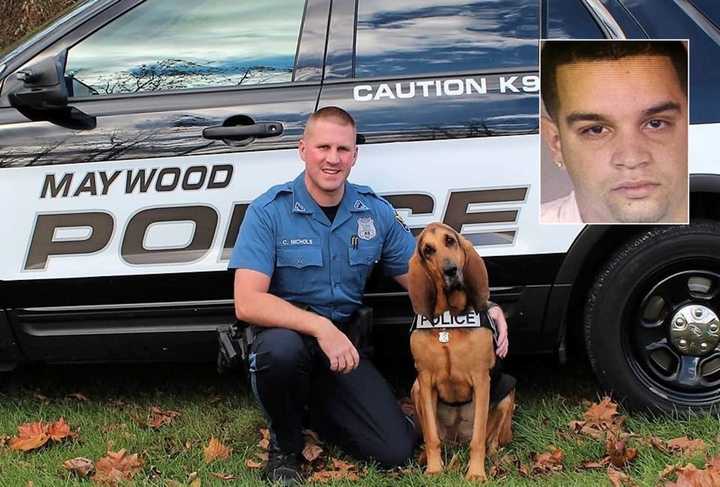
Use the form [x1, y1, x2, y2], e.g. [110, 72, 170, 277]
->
[229, 107, 509, 485]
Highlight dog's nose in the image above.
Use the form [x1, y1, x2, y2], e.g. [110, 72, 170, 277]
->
[443, 265, 458, 278]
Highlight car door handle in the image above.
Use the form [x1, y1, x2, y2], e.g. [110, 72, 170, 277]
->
[202, 122, 283, 140]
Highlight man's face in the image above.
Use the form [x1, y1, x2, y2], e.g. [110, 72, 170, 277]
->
[543, 55, 688, 223]
[299, 118, 358, 205]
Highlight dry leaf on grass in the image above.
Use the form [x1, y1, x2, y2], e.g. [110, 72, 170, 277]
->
[47, 418, 73, 442]
[244, 457, 265, 470]
[607, 466, 634, 487]
[664, 462, 720, 487]
[302, 443, 323, 463]
[189, 477, 201, 487]
[92, 449, 143, 485]
[203, 437, 231, 464]
[607, 433, 638, 468]
[63, 457, 94, 477]
[258, 428, 271, 450]
[308, 457, 361, 483]
[146, 406, 181, 429]
[210, 472, 238, 480]
[581, 457, 611, 470]
[569, 396, 626, 440]
[667, 437, 706, 456]
[10, 418, 76, 451]
[488, 452, 515, 479]
[531, 446, 564, 475]
[644, 435, 671, 454]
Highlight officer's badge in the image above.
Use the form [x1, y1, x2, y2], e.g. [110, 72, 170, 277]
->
[394, 211, 410, 232]
[357, 216, 377, 240]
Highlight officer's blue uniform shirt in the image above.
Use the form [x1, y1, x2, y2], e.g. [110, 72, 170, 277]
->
[229, 172, 415, 323]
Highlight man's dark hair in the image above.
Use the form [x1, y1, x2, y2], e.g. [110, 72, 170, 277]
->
[541, 41, 688, 120]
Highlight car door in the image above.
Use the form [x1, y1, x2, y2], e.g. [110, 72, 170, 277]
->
[0, 0, 329, 362]
[317, 0, 584, 353]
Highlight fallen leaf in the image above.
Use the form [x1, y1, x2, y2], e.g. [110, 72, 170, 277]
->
[67, 393, 89, 401]
[569, 397, 626, 440]
[667, 437, 706, 455]
[189, 477, 201, 487]
[302, 443, 323, 463]
[607, 466, 633, 487]
[244, 457, 264, 470]
[258, 428, 271, 450]
[210, 472, 238, 480]
[47, 417, 73, 442]
[606, 433, 638, 468]
[531, 446, 564, 475]
[488, 452, 514, 479]
[581, 457, 610, 470]
[203, 437, 231, 464]
[665, 462, 720, 487]
[147, 406, 181, 429]
[63, 457, 94, 477]
[9, 422, 49, 451]
[307, 457, 360, 483]
[164, 481, 183, 487]
[93, 449, 143, 485]
[187, 472, 198, 483]
[645, 436, 670, 454]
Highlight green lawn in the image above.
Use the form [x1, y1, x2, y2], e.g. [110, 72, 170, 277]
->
[0, 357, 717, 486]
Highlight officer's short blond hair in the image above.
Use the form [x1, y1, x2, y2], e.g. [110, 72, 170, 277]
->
[304, 106, 356, 137]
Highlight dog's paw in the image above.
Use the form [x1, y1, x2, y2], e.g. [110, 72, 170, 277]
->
[465, 465, 487, 482]
[424, 460, 443, 476]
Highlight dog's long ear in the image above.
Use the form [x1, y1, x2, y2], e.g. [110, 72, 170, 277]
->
[460, 234, 489, 312]
[408, 250, 436, 318]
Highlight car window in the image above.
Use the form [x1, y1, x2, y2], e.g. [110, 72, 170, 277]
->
[544, 0, 604, 39]
[65, 0, 306, 96]
[355, 0, 539, 78]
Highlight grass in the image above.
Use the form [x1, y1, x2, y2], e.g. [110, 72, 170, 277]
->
[0, 356, 717, 486]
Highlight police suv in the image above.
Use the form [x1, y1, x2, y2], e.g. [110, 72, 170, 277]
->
[0, 0, 719, 413]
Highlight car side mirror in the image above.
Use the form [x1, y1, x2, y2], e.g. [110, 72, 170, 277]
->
[7, 49, 96, 130]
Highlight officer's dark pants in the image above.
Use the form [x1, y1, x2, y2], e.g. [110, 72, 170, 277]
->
[248, 327, 418, 467]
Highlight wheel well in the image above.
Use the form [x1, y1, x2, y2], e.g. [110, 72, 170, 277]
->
[561, 191, 720, 358]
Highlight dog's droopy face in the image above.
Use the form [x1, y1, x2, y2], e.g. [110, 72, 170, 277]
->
[418, 224, 467, 292]
[408, 222, 490, 318]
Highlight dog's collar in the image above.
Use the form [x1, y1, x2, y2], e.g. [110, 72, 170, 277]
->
[411, 310, 498, 340]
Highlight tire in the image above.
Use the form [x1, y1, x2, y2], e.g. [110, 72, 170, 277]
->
[585, 222, 720, 413]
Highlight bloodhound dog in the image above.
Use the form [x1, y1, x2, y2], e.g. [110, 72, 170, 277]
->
[408, 223, 515, 481]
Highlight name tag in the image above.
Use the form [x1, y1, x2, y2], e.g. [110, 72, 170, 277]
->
[413, 311, 484, 329]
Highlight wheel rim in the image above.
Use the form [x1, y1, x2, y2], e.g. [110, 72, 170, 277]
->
[626, 263, 720, 407]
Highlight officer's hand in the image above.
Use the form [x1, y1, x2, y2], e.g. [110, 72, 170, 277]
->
[489, 305, 509, 358]
[315, 319, 360, 374]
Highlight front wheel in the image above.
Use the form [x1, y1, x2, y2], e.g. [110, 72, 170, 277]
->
[585, 222, 720, 412]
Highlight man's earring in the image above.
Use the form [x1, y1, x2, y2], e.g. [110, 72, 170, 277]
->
[554, 160, 564, 168]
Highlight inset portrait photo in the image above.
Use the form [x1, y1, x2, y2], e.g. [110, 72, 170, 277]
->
[540, 40, 689, 224]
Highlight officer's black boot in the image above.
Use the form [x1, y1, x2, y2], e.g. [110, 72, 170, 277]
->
[264, 445, 302, 486]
